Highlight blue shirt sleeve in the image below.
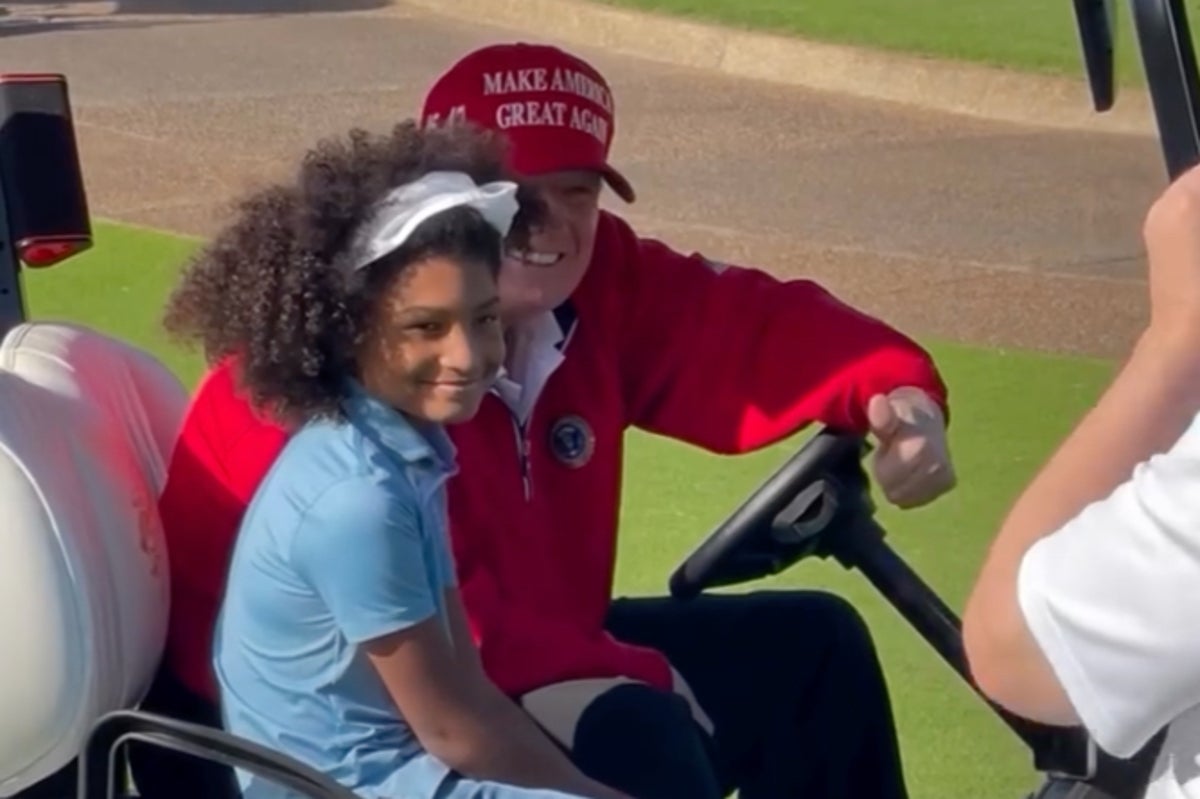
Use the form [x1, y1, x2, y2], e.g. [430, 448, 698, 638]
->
[290, 478, 438, 644]
[430, 490, 458, 589]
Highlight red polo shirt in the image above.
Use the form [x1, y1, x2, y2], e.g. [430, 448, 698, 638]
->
[159, 210, 948, 702]
[158, 362, 288, 700]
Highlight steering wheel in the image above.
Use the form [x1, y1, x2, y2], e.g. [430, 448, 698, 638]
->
[669, 428, 871, 599]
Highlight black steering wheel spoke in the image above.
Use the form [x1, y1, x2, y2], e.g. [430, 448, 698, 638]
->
[668, 429, 871, 599]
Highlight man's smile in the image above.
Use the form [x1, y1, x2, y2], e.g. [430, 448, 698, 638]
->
[507, 248, 566, 267]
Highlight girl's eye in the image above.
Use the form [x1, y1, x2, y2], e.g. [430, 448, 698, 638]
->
[407, 322, 443, 335]
[478, 313, 500, 325]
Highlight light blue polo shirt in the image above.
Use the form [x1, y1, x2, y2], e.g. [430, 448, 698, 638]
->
[212, 381, 460, 799]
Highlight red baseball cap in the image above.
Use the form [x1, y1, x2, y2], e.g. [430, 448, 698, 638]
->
[420, 42, 636, 203]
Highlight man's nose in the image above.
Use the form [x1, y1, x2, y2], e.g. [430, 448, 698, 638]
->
[529, 197, 567, 234]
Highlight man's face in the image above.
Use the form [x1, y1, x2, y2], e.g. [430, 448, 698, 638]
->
[499, 169, 602, 321]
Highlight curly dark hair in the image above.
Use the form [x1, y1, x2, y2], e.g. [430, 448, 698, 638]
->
[163, 120, 536, 424]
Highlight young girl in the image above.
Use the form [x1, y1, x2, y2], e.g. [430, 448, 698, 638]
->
[160, 122, 630, 799]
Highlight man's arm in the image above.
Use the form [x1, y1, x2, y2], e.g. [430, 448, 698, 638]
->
[962, 162, 1200, 757]
[608, 218, 953, 506]
[156, 359, 292, 698]
[616, 235, 948, 449]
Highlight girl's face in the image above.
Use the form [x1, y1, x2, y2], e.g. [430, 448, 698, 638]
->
[358, 254, 504, 425]
[499, 169, 602, 321]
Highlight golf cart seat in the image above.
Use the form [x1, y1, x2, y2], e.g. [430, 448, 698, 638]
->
[0, 320, 186, 797]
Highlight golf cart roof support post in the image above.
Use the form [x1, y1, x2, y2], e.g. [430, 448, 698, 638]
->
[1132, 0, 1200, 178]
[0, 166, 25, 339]
[1073, 0, 1117, 112]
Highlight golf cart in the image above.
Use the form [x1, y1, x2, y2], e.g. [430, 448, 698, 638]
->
[0, 77, 363, 799]
[0, 1, 1194, 798]
[671, 2, 1198, 797]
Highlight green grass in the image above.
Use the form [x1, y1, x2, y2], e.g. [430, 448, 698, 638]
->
[22, 221, 207, 385]
[21, 221, 1117, 798]
[617, 344, 1115, 797]
[597, 0, 1200, 88]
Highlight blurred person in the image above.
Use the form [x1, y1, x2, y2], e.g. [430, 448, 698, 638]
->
[964, 161, 1200, 799]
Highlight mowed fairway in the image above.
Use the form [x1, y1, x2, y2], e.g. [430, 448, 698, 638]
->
[596, 0, 1200, 87]
[23, 221, 1117, 798]
[616, 340, 1113, 797]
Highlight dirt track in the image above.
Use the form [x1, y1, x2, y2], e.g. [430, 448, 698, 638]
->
[0, 0, 1169, 358]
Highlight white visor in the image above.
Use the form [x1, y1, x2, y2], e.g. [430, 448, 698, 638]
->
[347, 170, 519, 273]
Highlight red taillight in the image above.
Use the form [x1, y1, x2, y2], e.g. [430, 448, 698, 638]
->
[17, 235, 92, 268]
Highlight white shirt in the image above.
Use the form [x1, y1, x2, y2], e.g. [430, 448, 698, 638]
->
[1017, 411, 1200, 798]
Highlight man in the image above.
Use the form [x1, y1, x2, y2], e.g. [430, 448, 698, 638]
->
[143, 42, 957, 799]
[962, 161, 1200, 799]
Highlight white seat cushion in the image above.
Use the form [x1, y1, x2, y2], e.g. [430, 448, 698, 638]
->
[0, 321, 187, 797]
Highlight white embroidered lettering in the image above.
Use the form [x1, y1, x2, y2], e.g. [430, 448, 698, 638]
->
[424, 104, 466, 129]
[569, 106, 609, 144]
[483, 67, 614, 114]
[496, 100, 570, 129]
[483, 71, 505, 95]
[496, 101, 524, 128]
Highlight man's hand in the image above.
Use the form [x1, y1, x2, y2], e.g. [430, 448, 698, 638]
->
[867, 386, 955, 509]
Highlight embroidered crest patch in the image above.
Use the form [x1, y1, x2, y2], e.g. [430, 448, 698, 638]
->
[549, 415, 595, 468]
